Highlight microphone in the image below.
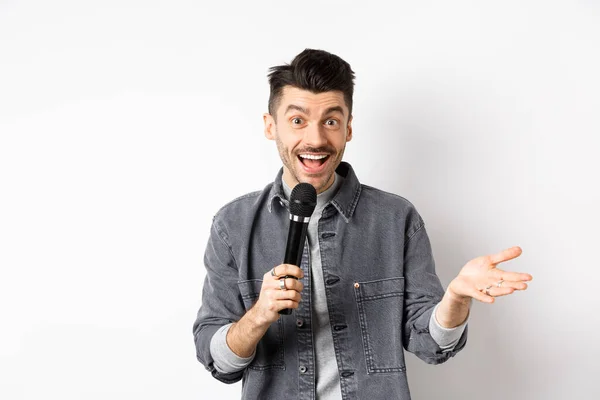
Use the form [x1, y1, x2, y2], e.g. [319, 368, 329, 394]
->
[279, 182, 317, 315]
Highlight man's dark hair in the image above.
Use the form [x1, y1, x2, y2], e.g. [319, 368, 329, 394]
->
[267, 49, 355, 119]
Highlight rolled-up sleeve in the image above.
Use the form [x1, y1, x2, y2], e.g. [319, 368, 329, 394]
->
[428, 303, 469, 351]
[210, 323, 256, 373]
[192, 218, 247, 383]
[402, 220, 468, 364]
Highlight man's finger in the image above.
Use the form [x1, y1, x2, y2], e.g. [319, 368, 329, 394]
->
[274, 288, 302, 302]
[491, 268, 533, 282]
[271, 264, 304, 279]
[470, 287, 494, 304]
[488, 246, 523, 265]
[279, 277, 304, 293]
[487, 287, 516, 297]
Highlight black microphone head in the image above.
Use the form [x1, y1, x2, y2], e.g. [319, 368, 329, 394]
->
[289, 183, 317, 217]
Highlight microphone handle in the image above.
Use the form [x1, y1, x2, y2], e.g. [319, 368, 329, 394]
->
[279, 219, 309, 315]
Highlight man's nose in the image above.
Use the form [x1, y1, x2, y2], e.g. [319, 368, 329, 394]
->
[303, 123, 327, 147]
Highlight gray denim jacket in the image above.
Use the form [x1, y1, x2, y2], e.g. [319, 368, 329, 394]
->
[193, 162, 467, 400]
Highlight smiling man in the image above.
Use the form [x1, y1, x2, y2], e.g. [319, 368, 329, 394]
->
[264, 85, 352, 194]
[192, 49, 532, 400]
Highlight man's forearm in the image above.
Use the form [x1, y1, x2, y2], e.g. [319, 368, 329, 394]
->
[226, 306, 271, 358]
[435, 289, 471, 328]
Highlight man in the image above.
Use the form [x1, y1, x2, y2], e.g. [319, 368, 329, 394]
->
[193, 48, 532, 399]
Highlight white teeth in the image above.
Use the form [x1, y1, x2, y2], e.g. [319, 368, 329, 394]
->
[299, 154, 328, 160]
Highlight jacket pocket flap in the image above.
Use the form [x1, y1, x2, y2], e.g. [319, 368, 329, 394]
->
[355, 277, 405, 300]
[237, 279, 263, 301]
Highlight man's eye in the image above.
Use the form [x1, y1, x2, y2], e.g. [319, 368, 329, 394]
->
[292, 118, 303, 125]
[325, 119, 338, 126]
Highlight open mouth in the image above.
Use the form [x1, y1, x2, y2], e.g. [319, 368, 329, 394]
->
[297, 153, 330, 172]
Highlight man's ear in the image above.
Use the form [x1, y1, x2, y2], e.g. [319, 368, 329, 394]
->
[346, 115, 353, 142]
[264, 113, 276, 140]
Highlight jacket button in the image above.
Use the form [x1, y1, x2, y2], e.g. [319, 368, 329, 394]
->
[296, 318, 304, 327]
[299, 366, 307, 373]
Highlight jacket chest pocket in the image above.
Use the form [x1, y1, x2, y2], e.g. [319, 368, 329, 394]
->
[354, 277, 406, 373]
[237, 279, 285, 370]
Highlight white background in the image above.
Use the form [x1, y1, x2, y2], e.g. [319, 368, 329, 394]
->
[1, 1, 599, 399]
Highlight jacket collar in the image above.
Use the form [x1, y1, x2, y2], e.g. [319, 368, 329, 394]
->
[267, 162, 362, 223]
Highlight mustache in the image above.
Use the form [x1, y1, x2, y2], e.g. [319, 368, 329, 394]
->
[295, 146, 335, 155]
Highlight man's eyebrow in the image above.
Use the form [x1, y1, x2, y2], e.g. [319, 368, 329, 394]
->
[283, 105, 346, 116]
[324, 106, 345, 116]
[284, 104, 309, 115]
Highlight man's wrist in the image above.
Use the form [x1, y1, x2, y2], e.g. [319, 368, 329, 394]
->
[446, 281, 472, 306]
[245, 302, 273, 330]
[436, 285, 472, 328]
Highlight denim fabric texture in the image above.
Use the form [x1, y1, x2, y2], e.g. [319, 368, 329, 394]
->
[193, 162, 468, 400]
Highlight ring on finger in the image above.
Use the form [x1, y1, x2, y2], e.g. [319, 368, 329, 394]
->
[270, 267, 277, 277]
[497, 279, 504, 288]
[279, 278, 287, 291]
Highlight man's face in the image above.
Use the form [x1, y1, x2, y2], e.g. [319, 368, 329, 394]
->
[264, 86, 353, 194]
